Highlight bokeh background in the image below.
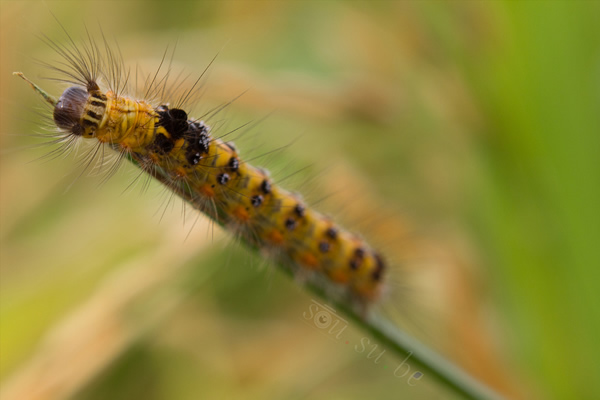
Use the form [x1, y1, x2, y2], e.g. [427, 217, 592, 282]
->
[1, 1, 599, 399]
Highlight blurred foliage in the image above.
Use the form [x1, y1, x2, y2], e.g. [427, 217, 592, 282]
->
[1, 1, 599, 399]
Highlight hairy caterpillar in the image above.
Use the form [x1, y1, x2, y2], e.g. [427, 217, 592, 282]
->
[13, 27, 387, 312]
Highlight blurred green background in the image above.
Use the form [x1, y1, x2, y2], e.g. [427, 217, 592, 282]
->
[1, 1, 599, 399]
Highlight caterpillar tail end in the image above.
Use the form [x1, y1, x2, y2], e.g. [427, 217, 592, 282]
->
[13, 72, 57, 106]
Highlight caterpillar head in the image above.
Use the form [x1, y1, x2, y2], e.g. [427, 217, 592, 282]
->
[53, 86, 89, 136]
[13, 72, 97, 138]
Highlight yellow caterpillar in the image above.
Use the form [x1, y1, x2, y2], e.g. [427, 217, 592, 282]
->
[14, 36, 386, 306]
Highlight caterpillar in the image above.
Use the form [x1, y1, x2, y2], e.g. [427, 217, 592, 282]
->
[13, 29, 387, 311]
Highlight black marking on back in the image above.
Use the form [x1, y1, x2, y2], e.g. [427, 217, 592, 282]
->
[372, 253, 385, 281]
[349, 247, 365, 271]
[326, 227, 338, 240]
[227, 157, 239, 172]
[261, 179, 272, 194]
[185, 121, 210, 165]
[217, 173, 230, 185]
[158, 106, 188, 140]
[354, 247, 365, 259]
[285, 217, 297, 231]
[186, 150, 202, 166]
[294, 204, 305, 218]
[152, 105, 212, 163]
[153, 133, 175, 154]
[251, 195, 263, 207]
